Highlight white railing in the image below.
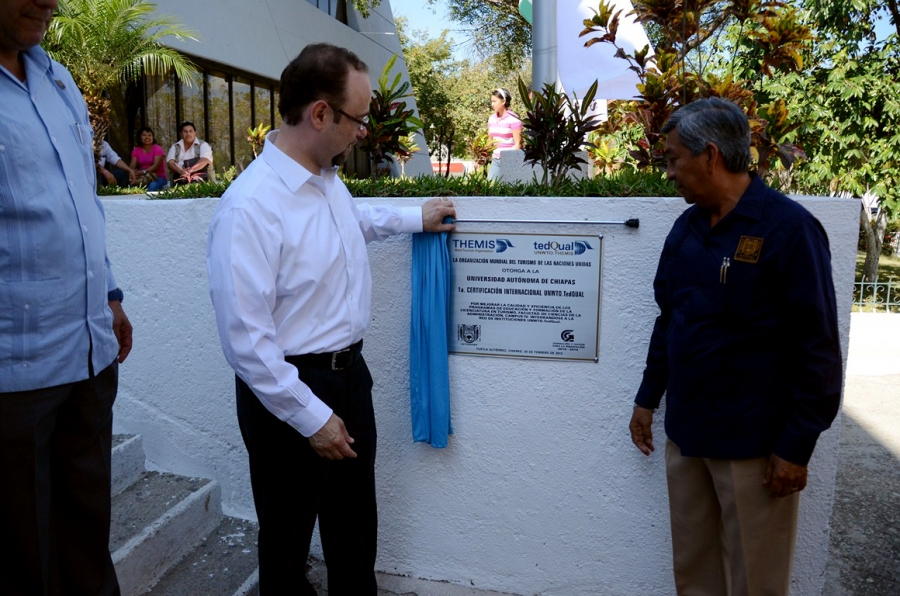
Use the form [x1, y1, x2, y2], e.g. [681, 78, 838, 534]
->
[853, 278, 900, 313]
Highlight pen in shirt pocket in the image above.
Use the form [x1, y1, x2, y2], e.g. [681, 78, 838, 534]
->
[719, 256, 730, 284]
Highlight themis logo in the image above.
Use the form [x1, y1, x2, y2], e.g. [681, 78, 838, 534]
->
[458, 324, 481, 344]
[561, 330, 575, 342]
[451, 238, 515, 253]
[494, 239, 515, 253]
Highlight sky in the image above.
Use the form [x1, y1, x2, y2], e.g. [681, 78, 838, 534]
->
[389, 0, 451, 38]
[388, 0, 475, 58]
[389, 1, 897, 49]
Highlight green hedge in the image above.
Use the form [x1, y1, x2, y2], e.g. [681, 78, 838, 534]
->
[98, 169, 678, 200]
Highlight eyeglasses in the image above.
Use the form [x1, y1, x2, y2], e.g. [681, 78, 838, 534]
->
[333, 106, 369, 131]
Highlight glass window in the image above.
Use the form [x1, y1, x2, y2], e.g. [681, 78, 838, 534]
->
[128, 58, 279, 170]
[306, 0, 337, 18]
[273, 90, 283, 130]
[233, 79, 253, 169]
[145, 73, 177, 151]
[254, 85, 272, 129]
[207, 73, 232, 169]
[179, 76, 205, 140]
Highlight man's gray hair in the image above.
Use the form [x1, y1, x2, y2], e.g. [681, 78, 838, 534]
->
[661, 98, 751, 173]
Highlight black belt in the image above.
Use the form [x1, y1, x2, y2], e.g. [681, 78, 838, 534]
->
[286, 340, 363, 371]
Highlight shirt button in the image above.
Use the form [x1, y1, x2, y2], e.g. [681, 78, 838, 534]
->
[22, 363, 29, 368]
[82, 225, 88, 232]
[51, 136, 57, 143]
[68, 180, 74, 187]
[87, 271, 94, 279]
[0, 145, 5, 151]
[23, 303, 30, 310]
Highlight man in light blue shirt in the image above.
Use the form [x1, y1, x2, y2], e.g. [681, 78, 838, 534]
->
[0, 1, 133, 594]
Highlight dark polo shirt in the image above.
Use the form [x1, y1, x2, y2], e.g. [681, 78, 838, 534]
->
[635, 175, 842, 465]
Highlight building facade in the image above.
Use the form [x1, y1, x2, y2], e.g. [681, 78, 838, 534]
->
[106, 0, 431, 178]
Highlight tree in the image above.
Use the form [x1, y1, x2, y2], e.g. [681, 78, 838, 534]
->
[767, 1, 900, 281]
[583, 0, 899, 279]
[398, 18, 530, 168]
[398, 18, 460, 169]
[45, 0, 200, 158]
[428, 0, 532, 71]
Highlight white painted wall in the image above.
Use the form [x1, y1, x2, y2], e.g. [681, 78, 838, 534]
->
[151, 0, 433, 176]
[103, 193, 858, 596]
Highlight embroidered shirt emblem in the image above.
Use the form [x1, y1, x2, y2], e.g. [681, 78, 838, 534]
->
[734, 236, 764, 263]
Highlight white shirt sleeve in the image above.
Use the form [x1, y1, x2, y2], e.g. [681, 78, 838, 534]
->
[166, 143, 178, 164]
[99, 141, 120, 168]
[355, 204, 423, 243]
[207, 205, 334, 437]
[199, 141, 214, 163]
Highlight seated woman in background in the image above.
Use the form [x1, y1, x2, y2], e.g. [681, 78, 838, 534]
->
[129, 127, 167, 191]
[487, 87, 522, 179]
[166, 120, 214, 184]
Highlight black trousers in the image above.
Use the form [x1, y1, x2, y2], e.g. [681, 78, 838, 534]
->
[0, 362, 120, 596]
[236, 353, 378, 596]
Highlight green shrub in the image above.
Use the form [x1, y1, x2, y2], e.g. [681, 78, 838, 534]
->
[97, 168, 676, 199]
[344, 169, 676, 198]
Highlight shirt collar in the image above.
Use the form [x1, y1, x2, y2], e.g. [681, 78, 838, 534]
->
[1, 45, 52, 88]
[260, 130, 339, 194]
[691, 172, 767, 227]
[23, 45, 53, 72]
[727, 172, 767, 222]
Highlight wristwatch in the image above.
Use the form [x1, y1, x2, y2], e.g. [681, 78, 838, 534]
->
[108, 288, 124, 303]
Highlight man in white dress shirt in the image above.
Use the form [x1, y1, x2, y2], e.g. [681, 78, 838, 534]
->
[206, 43, 455, 595]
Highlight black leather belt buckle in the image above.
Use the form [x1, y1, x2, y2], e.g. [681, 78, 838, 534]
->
[331, 347, 353, 371]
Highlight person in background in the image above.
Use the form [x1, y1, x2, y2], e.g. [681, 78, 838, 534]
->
[487, 87, 522, 179]
[98, 138, 136, 187]
[129, 125, 167, 191]
[0, 0, 134, 594]
[207, 43, 455, 595]
[628, 97, 841, 596]
[166, 120, 213, 184]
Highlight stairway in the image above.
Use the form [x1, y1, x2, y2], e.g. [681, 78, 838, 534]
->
[110, 434, 259, 595]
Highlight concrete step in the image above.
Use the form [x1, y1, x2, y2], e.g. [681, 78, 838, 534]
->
[110, 471, 222, 595]
[143, 515, 259, 596]
[112, 434, 144, 496]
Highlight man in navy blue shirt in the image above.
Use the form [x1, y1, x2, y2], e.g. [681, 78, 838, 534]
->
[628, 98, 841, 595]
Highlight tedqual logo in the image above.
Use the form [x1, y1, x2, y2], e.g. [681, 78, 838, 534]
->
[532, 240, 594, 255]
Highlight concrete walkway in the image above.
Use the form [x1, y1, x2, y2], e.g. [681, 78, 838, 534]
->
[824, 313, 900, 595]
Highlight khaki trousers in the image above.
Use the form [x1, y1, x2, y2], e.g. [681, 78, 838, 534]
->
[665, 439, 800, 596]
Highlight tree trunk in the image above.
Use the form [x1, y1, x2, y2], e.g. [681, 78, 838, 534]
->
[886, 0, 900, 39]
[83, 94, 112, 160]
[445, 136, 452, 179]
[434, 128, 445, 176]
[860, 202, 885, 283]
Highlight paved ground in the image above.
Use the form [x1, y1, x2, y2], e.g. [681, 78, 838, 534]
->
[823, 314, 900, 596]
[317, 314, 900, 596]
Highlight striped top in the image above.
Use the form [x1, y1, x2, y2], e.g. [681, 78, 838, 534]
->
[488, 111, 523, 158]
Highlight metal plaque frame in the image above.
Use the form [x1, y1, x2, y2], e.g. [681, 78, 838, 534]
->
[449, 231, 602, 362]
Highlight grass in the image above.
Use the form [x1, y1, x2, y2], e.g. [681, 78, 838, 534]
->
[855, 252, 900, 282]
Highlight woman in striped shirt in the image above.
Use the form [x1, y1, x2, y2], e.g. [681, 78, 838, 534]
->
[487, 87, 523, 161]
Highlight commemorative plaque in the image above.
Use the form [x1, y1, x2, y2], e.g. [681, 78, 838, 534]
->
[449, 232, 602, 361]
